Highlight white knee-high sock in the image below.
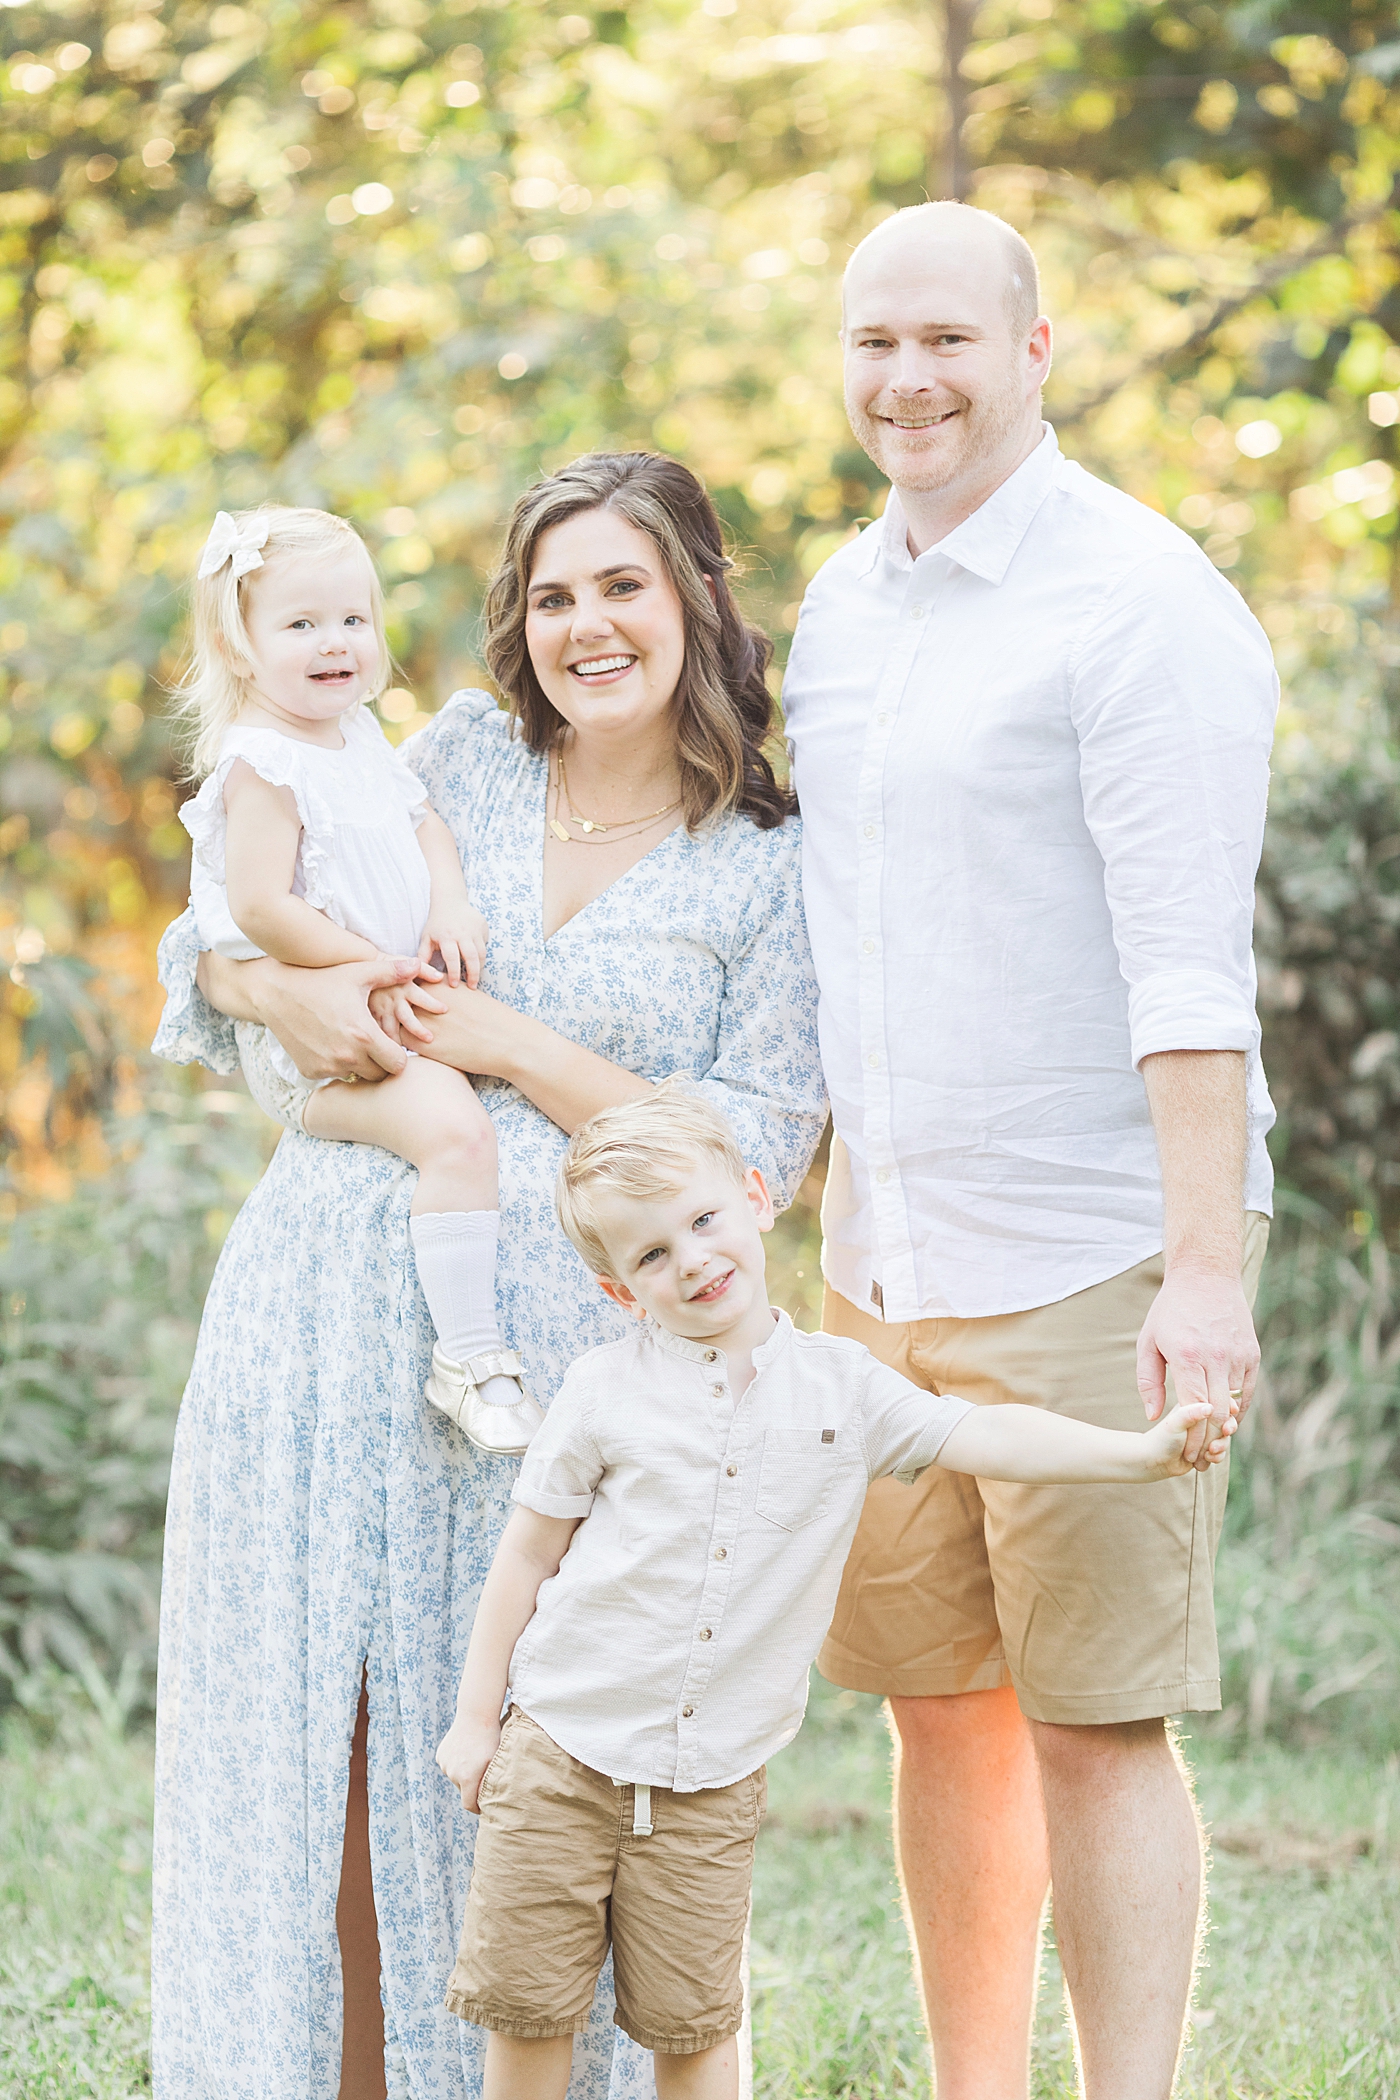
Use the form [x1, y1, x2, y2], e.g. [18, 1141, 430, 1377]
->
[410, 1211, 519, 1408]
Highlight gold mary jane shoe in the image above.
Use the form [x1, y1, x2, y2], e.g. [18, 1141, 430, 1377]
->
[423, 1343, 545, 1456]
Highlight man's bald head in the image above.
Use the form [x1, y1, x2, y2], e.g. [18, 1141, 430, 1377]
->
[844, 201, 1041, 343]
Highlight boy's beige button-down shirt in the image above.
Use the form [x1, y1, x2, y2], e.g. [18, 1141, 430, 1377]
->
[508, 1314, 971, 1791]
[782, 427, 1279, 1323]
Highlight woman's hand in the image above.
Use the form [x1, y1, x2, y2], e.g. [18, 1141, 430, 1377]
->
[400, 978, 532, 1081]
[435, 1712, 502, 1815]
[198, 950, 418, 1081]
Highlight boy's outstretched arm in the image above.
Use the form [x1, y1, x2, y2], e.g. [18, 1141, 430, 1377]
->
[436, 1506, 578, 1811]
[936, 1397, 1234, 1486]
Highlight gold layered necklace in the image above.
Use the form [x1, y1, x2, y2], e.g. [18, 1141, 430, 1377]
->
[547, 749, 682, 847]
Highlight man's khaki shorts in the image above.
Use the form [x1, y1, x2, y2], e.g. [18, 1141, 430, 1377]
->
[817, 1215, 1269, 1726]
[445, 1708, 765, 2055]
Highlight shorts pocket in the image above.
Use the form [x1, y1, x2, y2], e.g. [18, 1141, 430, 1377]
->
[754, 1430, 852, 1532]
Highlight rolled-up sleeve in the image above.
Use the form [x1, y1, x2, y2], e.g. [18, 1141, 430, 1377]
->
[151, 907, 239, 1075]
[693, 821, 828, 1209]
[511, 1379, 603, 1519]
[1070, 550, 1278, 1068]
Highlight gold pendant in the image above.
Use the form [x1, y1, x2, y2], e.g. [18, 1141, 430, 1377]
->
[580, 819, 605, 833]
[549, 818, 572, 842]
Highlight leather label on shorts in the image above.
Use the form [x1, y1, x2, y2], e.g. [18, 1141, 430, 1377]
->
[870, 1281, 884, 1312]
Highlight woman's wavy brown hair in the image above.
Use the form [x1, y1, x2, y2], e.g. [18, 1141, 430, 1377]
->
[483, 452, 794, 831]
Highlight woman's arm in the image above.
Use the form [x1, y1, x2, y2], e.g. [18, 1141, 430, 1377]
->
[223, 765, 383, 970]
[408, 980, 653, 1134]
[936, 1398, 1232, 1486]
[197, 949, 418, 1080]
[435, 1507, 579, 1811]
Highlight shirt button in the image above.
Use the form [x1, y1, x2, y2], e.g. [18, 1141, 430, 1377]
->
[910, 603, 927, 618]
[711, 1382, 725, 1397]
[877, 1168, 890, 1185]
[682, 1704, 694, 1718]
[699, 1627, 713, 1641]
[876, 711, 890, 725]
[867, 1052, 880, 1068]
[704, 1350, 717, 1363]
[863, 938, 876, 955]
[714, 1546, 727, 1560]
[863, 823, 876, 839]
[726, 1464, 738, 1478]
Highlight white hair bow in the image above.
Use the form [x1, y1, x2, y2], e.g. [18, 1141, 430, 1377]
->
[197, 511, 269, 581]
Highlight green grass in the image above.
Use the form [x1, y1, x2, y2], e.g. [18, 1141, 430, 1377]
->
[752, 1678, 1400, 2100]
[0, 1704, 153, 2098]
[2, 1688, 1395, 2099]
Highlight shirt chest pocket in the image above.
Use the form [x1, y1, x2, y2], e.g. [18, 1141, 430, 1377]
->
[754, 1430, 855, 1533]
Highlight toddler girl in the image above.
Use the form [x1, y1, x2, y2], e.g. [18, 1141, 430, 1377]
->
[177, 503, 542, 1455]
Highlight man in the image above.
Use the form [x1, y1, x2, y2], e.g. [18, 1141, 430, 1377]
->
[782, 201, 1277, 2100]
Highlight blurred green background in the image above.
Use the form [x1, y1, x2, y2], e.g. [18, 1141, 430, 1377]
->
[2, 0, 1399, 1757]
[2, 4, 1400, 2088]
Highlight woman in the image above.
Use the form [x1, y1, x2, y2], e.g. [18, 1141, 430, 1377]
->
[150, 453, 826, 2100]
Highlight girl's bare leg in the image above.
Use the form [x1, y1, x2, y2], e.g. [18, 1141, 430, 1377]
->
[304, 1056, 497, 1215]
[338, 1675, 387, 2100]
[482, 2032, 574, 2100]
[654, 2040, 739, 2100]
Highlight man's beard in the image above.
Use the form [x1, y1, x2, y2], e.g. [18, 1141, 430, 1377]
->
[848, 368, 1024, 492]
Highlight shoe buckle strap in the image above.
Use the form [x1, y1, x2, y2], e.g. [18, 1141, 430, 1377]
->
[460, 1347, 524, 1386]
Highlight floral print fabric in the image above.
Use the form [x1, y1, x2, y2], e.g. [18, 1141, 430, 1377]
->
[150, 690, 826, 2100]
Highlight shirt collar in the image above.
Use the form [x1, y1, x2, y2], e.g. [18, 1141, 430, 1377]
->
[645, 1307, 793, 1369]
[867, 424, 1061, 586]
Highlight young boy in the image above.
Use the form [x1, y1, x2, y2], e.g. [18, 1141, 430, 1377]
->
[436, 1090, 1234, 2100]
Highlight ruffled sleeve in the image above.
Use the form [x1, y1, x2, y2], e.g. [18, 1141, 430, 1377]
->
[150, 907, 240, 1075]
[178, 730, 342, 924]
[692, 818, 827, 1209]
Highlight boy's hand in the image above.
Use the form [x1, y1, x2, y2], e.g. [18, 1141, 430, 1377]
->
[436, 1713, 502, 1814]
[419, 895, 489, 989]
[1140, 1398, 1236, 1479]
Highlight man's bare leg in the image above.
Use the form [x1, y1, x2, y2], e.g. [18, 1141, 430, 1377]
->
[889, 1687, 1050, 2100]
[1031, 1718, 1200, 2100]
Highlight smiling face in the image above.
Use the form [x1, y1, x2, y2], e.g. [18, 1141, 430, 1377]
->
[524, 507, 689, 744]
[592, 1157, 776, 1355]
[842, 214, 1050, 513]
[238, 542, 382, 733]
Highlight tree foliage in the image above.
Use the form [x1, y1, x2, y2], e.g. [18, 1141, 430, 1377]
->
[2, 0, 1400, 1216]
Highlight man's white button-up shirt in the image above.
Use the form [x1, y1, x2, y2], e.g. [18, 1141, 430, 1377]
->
[783, 428, 1278, 1322]
[507, 1314, 971, 1790]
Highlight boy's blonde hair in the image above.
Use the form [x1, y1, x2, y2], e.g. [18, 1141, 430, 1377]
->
[172, 505, 391, 775]
[556, 1085, 749, 1277]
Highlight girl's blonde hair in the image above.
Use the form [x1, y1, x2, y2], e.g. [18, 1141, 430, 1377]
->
[173, 505, 390, 776]
[483, 453, 794, 833]
[556, 1083, 749, 1277]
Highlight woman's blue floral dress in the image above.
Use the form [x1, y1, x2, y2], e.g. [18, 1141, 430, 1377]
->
[149, 691, 826, 2100]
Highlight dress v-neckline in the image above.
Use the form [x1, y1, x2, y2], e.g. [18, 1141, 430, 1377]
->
[533, 755, 687, 947]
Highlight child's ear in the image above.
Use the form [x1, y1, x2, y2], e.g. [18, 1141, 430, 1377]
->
[744, 1166, 776, 1235]
[598, 1274, 645, 1321]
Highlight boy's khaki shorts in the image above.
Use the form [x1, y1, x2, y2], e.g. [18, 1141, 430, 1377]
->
[445, 1708, 765, 2055]
[817, 1215, 1269, 1725]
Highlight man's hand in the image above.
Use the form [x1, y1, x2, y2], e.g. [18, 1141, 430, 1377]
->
[1138, 1049, 1255, 1470]
[1139, 1397, 1236, 1479]
[435, 1712, 502, 1814]
[1137, 1267, 1259, 1468]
